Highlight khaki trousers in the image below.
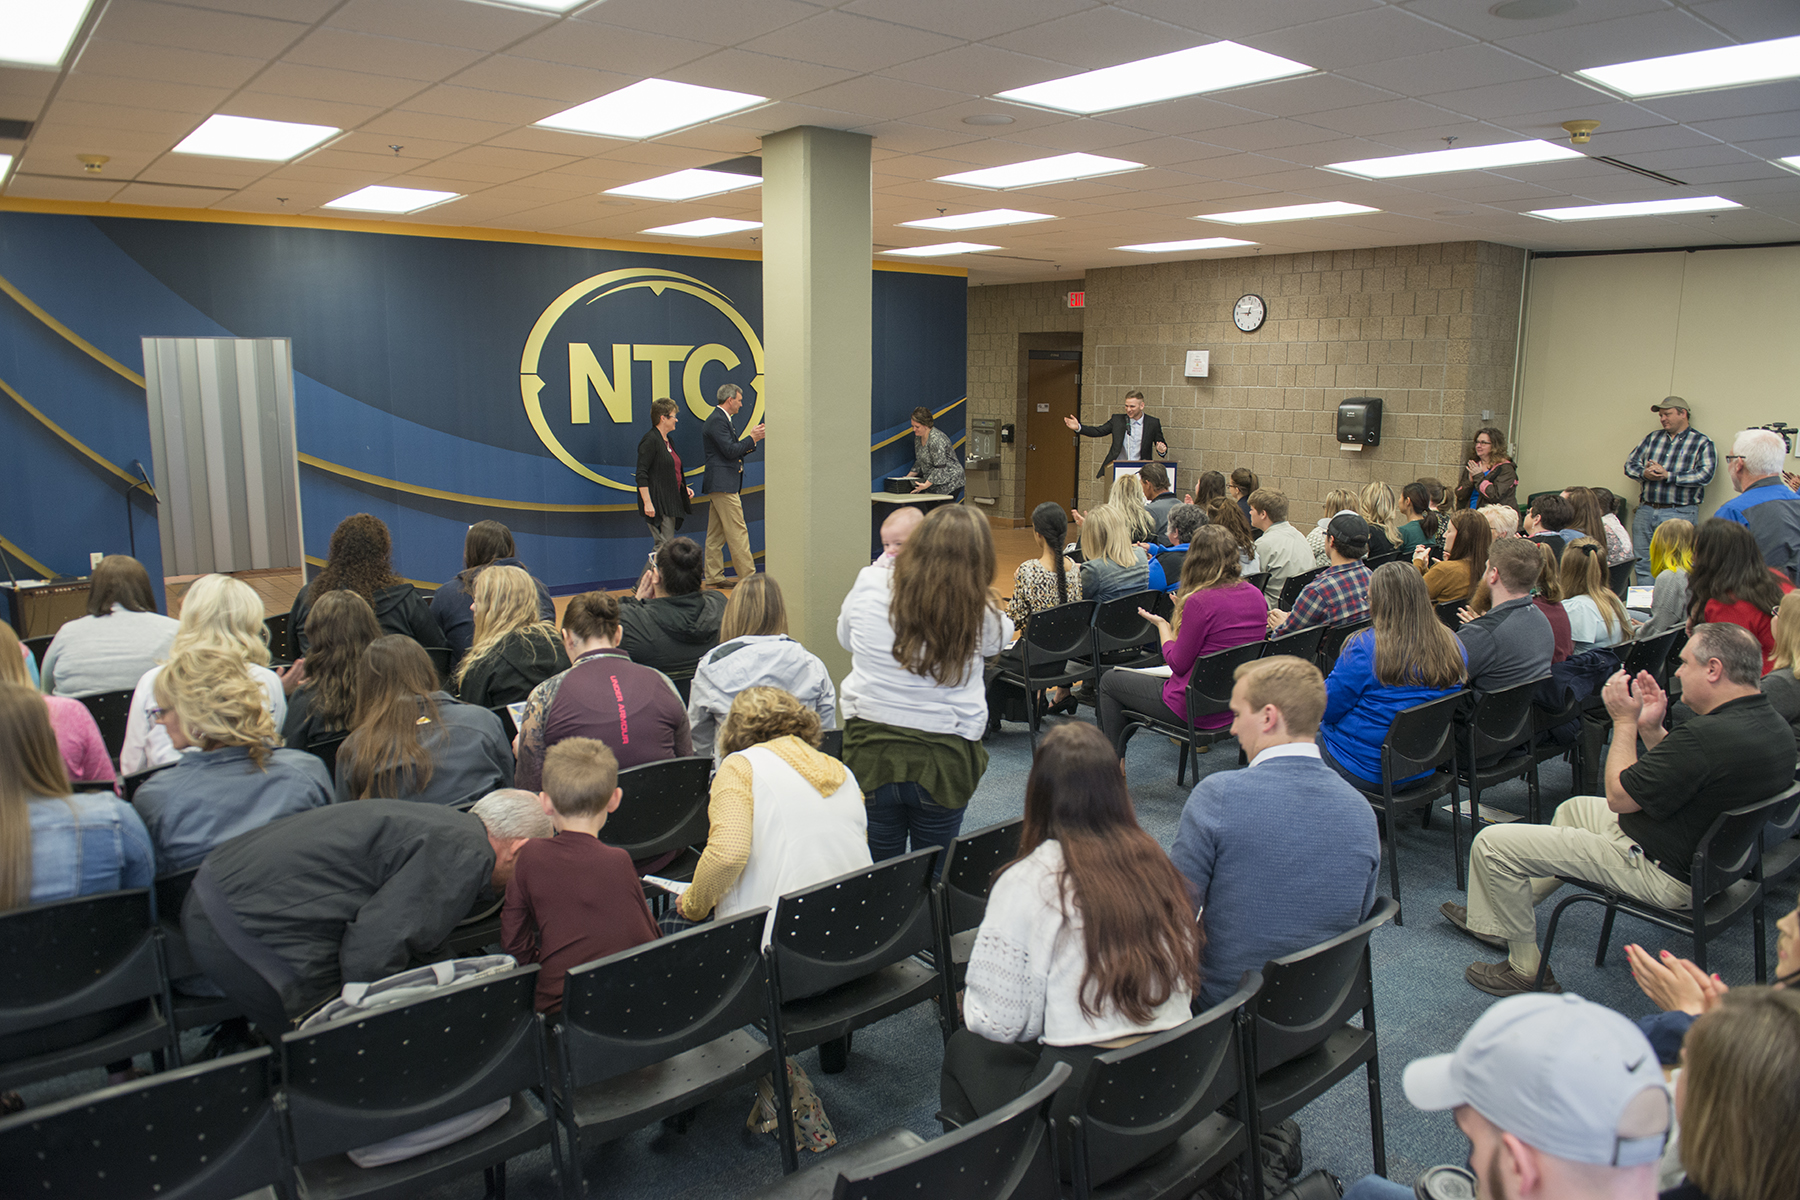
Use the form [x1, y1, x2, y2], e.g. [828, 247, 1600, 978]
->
[1465, 794, 1691, 946]
[705, 491, 755, 584]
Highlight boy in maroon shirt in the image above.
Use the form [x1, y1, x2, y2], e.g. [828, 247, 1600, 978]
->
[501, 737, 658, 1013]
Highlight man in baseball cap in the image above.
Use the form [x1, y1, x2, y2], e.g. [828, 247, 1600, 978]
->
[1624, 397, 1715, 585]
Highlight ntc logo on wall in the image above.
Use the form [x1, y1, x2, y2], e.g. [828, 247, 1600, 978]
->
[518, 267, 765, 493]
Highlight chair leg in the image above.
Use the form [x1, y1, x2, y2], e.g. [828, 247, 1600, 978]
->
[1526, 759, 1541, 826]
[1595, 901, 1618, 968]
[1449, 779, 1465, 892]
[1176, 740, 1189, 786]
[1535, 892, 1593, 991]
[1366, 1055, 1387, 1178]
[1753, 892, 1768, 984]
[1380, 803, 1404, 927]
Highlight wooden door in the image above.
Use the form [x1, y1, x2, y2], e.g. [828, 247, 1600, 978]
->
[1024, 352, 1081, 515]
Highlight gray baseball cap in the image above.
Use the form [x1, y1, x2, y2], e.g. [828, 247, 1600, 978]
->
[1403, 994, 1669, 1168]
[1650, 397, 1691, 414]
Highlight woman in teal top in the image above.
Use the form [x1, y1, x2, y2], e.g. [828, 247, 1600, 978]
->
[1397, 482, 1441, 554]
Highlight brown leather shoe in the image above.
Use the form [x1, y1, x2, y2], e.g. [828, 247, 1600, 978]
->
[1465, 959, 1561, 997]
[1440, 902, 1508, 951]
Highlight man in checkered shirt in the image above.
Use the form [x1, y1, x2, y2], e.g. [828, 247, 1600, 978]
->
[1268, 512, 1372, 637]
[1624, 397, 1716, 584]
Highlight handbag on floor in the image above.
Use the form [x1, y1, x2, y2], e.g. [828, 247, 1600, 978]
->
[747, 1057, 838, 1153]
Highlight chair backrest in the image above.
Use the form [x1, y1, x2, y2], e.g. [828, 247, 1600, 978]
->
[1261, 624, 1324, 663]
[836, 1061, 1070, 1200]
[0, 889, 163, 1039]
[1317, 620, 1372, 675]
[1607, 558, 1637, 596]
[1365, 550, 1402, 569]
[559, 909, 770, 1084]
[0, 1047, 283, 1200]
[1250, 897, 1398, 1077]
[305, 729, 351, 782]
[79, 688, 135, 760]
[1184, 640, 1266, 727]
[608, 756, 713, 861]
[940, 818, 1024, 936]
[23, 634, 52, 667]
[122, 762, 176, 804]
[1694, 782, 1800, 902]
[1276, 567, 1323, 612]
[1619, 628, 1680, 684]
[490, 704, 518, 741]
[279, 965, 544, 1162]
[1381, 692, 1466, 784]
[1072, 973, 1261, 1189]
[1244, 571, 1270, 596]
[1434, 599, 1464, 631]
[819, 727, 845, 760]
[769, 847, 941, 1004]
[1094, 591, 1169, 656]
[1019, 600, 1097, 668]
[264, 612, 292, 662]
[1765, 779, 1800, 846]
[1465, 677, 1544, 761]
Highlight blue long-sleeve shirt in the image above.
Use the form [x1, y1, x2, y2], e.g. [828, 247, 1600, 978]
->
[1319, 631, 1466, 788]
[1714, 475, 1800, 580]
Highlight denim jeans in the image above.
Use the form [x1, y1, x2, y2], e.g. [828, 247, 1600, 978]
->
[1630, 502, 1695, 585]
[1342, 1175, 1416, 1200]
[865, 781, 965, 868]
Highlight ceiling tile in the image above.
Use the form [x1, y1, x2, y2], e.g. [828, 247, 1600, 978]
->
[1426, 75, 1614, 122]
[1, 173, 126, 201]
[1641, 80, 1800, 125]
[879, 43, 1083, 93]
[357, 110, 517, 143]
[282, 28, 486, 83]
[792, 75, 963, 122]
[329, 130, 465, 159]
[173, 0, 338, 21]
[1117, 0, 1377, 41]
[399, 84, 569, 125]
[841, 0, 1096, 43]
[738, 11, 963, 73]
[227, 92, 387, 129]
[1494, 9, 1731, 74]
[110, 181, 237, 206]
[52, 74, 233, 114]
[93, 2, 309, 57]
[576, 0, 821, 46]
[301, 147, 436, 173]
[137, 161, 271, 188]
[325, 0, 555, 50]
[39, 100, 197, 135]
[654, 124, 765, 154]
[1249, 7, 1475, 72]
[251, 62, 429, 108]
[446, 56, 634, 104]
[661, 49, 858, 100]
[71, 40, 265, 91]
[1299, 97, 1465, 138]
[505, 22, 712, 78]
[1684, 0, 1800, 42]
[1402, 0, 1670, 44]
[1689, 111, 1800, 143]
[1228, 74, 1399, 119]
[1341, 45, 1552, 96]
[848, 121, 987, 156]
[985, 8, 1205, 69]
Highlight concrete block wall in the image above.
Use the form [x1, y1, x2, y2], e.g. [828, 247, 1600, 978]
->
[966, 278, 1085, 523]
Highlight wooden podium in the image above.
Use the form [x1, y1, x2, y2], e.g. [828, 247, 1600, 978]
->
[1110, 460, 1178, 494]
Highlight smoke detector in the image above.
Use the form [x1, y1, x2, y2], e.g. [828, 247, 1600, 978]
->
[77, 154, 110, 172]
[1561, 120, 1600, 145]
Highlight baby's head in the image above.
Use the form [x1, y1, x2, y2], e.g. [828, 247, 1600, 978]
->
[539, 737, 621, 828]
[880, 506, 925, 561]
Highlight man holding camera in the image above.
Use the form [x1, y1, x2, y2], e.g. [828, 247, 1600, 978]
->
[1623, 398, 1714, 585]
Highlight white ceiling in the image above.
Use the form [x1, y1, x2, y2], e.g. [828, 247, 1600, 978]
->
[1, 0, 1796, 284]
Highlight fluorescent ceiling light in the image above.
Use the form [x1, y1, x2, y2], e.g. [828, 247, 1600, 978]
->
[1779, 155, 1800, 175]
[899, 209, 1055, 231]
[937, 153, 1144, 190]
[536, 79, 765, 140]
[1577, 34, 1800, 98]
[476, 0, 589, 10]
[642, 217, 762, 237]
[604, 168, 761, 202]
[1327, 139, 1583, 179]
[1196, 201, 1380, 224]
[0, 154, 12, 186]
[173, 114, 339, 162]
[322, 185, 460, 214]
[995, 41, 1315, 114]
[882, 242, 1001, 257]
[1525, 196, 1742, 221]
[1115, 237, 1256, 253]
[0, 0, 93, 69]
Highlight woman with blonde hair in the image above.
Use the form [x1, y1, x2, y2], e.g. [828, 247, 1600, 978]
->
[1759, 591, 1800, 751]
[1358, 480, 1402, 558]
[281, 590, 381, 752]
[452, 565, 571, 709]
[1078, 505, 1150, 605]
[133, 651, 332, 872]
[1411, 509, 1491, 604]
[1559, 538, 1631, 650]
[120, 573, 286, 777]
[0, 624, 110, 785]
[1640, 517, 1695, 637]
[1672, 987, 1800, 1200]
[1309, 488, 1360, 566]
[1455, 427, 1517, 510]
[688, 575, 835, 763]
[1106, 472, 1156, 542]
[838, 504, 1011, 860]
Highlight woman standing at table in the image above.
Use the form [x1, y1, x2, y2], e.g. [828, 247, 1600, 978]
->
[636, 397, 693, 549]
[908, 407, 965, 496]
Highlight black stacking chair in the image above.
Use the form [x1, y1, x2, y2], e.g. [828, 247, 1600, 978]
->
[79, 687, 135, 762]
[305, 729, 351, 783]
[1608, 558, 1638, 595]
[0, 1048, 284, 1200]
[1343, 693, 1464, 925]
[991, 600, 1096, 737]
[1618, 627, 1682, 688]
[1239, 897, 1399, 1198]
[1244, 571, 1270, 597]
[1261, 624, 1324, 664]
[1276, 567, 1323, 612]
[1535, 783, 1800, 989]
[0, 889, 175, 1090]
[663, 664, 698, 704]
[423, 644, 455, 686]
[265, 612, 293, 663]
[934, 818, 1024, 1030]
[121, 762, 175, 804]
[1092, 590, 1171, 686]
[490, 703, 519, 741]
[1434, 600, 1464, 630]
[153, 869, 243, 1043]
[764, 849, 947, 1172]
[611, 756, 713, 880]
[819, 727, 844, 760]
[556, 911, 789, 1195]
[1317, 619, 1371, 677]
[1365, 550, 1402, 569]
[1453, 678, 1546, 843]
[1066, 973, 1262, 1200]
[23, 634, 52, 667]
[1762, 779, 1800, 889]
[1116, 639, 1265, 785]
[280, 964, 562, 1200]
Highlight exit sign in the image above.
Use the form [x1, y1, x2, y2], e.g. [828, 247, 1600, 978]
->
[1067, 291, 1085, 308]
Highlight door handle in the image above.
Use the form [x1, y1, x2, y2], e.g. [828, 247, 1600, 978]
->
[1028, 444, 1036, 451]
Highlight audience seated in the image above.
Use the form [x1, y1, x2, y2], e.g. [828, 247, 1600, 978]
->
[1523, 493, 1575, 560]
[873, 505, 923, 569]
[38, 555, 179, 698]
[1099, 528, 1266, 757]
[1560, 539, 1632, 651]
[1138, 462, 1177, 543]
[1443, 624, 1795, 997]
[1319, 563, 1468, 790]
[1667, 988, 1800, 1200]
[1187, 469, 1228, 508]
[1760, 592, 1800, 751]
[451, 565, 571, 709]
[1249, 487, 1313, 604]
[676, 687, 870, 937]
[1687, 518, 1795, 674]
[1595, 487, 1634, 567]
[1563, 486, 1618, 560]
[1359, 481, 1402, 559]
[1228, 466, 1258, 526]
[514, 593, 691, 794]
[16, 631, 39, 689]
[839, 505, 1010, 861]
[1622, 896, 1796, 1067]
[1307, 488, 1361, 567]
[1478, 502, 1520, 541]
[1531, 542, 1574, 665]
[501, 744, 657, 1014]
[181, 790, 551, 1038]
[289, 514, 444, 655]
[1397, 482, 1440, 552]
[1145, 502, 1206, 591]
[335, 635, 513, 806]
[618, 536, 726, 682]
[121, 573, 285, 777]
[134, 651, 331, 872]
[1412, 509, 1491, 604]
[1172, 655, 1380, 1008]
[1268, 513, 1372, 637]
[1715, 427, 1800, 581]
[0, 623, 110, 785]
[1457, 538, 1554, 693]
[687, 576, 835, 763]
[939, 723, 1199, 1170]
[280, 590, 380, 751]
[1106, 473, 1158, 543]
[1639, 517, 1694, 638]
[989, 502, 1083, 720]
[1203, 495, 1261, 576]
[1076, 506, 1150, 606]
[430, 520, 554, 661]
[1417, 475, 1448, 520]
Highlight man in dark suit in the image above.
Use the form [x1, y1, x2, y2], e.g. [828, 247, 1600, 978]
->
[1065, 389, 1167, 479]
[702, 383, 764, 587]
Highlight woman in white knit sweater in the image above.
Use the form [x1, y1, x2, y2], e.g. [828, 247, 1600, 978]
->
[939, 722, 1201, 1172]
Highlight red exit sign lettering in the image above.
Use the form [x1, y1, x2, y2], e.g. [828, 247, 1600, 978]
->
[1067, 291, 1085, 308]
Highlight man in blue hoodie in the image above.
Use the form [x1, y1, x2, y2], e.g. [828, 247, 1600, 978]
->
[1715, 427, 1800, 580]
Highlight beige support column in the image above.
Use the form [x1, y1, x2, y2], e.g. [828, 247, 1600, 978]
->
[760, 125, 873, 684]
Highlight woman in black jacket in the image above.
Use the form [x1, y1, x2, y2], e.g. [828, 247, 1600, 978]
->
[636, 396, 693, 548]
[289, 513, 444, 656]
[453, 565, 571, 709]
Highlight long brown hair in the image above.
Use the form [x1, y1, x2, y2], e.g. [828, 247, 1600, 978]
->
[1681, 988, 1800, 1200]
[342, 635, 440, 800]
[456, 520, 516, 592]
[1687, 518, 1784, 628]
[1366, 563, 1466, 688]
[312, 513, 405, 603]
[1204, 496, 1256, 555]
[719, 574, 788, 642]
[1560, 538, 1627, 638]
[87, 555, 159, 617]
[1009, 723, 1201, 1022]
[1170, 528, 1242, 639]
[890, 506, 999, 687]
[1444, 509, 1492, 571]
[1563, 486, 1607, 544]
[0, 683, 73, 909]
[0, 623, 29, 688]
[300, 590, 381, 729]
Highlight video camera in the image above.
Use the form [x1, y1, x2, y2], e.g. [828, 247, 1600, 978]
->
[1760, 422, 1796, 454]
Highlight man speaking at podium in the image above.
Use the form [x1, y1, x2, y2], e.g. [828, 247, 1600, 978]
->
[1065, 389, 1167, 478]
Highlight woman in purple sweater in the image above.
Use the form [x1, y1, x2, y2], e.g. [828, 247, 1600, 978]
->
[1097, 528, 1269, 756]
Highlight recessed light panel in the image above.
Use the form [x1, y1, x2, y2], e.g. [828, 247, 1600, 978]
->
[1327, 139, 1583, 179]
[1196, 201, 1380, 224]
[604, 168, 761, 202]
[536, 79, 766, 140]
[322, 186, 460, 214]
[996, 42, 1315, 114]
[1779, 155, 1800, 175]
[900, 209, 1055, 231]
[936, 153, 1144, 190]
[0, 0, 93, 69]
[1577, 34, 1800, 98]
[1525, 196, 1742, 221]
[475, 0, 589, 10]
[882, 243, 1001, 257]
[642, 217, 762, 237]
[173, 114, 339, 162]
[0, 154, 12, 185]
[1115, 237, 1256, 253]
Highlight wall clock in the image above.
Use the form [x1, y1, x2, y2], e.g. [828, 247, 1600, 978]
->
[1233, 294, 1266, 333]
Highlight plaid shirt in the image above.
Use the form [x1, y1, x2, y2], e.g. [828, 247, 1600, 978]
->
[1272, 561, 1371, 637]
[1624, 427, 1716, 506]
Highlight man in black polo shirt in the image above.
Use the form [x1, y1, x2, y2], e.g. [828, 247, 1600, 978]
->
[1444, 622, 1794, 996]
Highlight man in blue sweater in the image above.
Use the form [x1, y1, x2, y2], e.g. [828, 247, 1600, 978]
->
[1715, 427, 1800, 580]
[1171, 654, 1382, 1008]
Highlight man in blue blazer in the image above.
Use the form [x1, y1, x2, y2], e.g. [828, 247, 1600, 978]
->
[702, 383, 765, 587]
[1065, 389, 1167, 479]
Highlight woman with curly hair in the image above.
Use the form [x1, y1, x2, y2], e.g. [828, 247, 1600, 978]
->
[1686, 518, 1795, 673]
[288, 513, 443, 656]
[452, 565, 571, 709]
[1455, 426, 1517, 510]
[281, 590, 381, 751]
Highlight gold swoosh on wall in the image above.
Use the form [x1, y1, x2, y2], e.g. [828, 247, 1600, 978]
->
[0, 373, 151, 493]
[300, 453, 768, 514]
[0, 534, 53, 578]
[870, 397, 968, 451]
[0, 271, 148, 388]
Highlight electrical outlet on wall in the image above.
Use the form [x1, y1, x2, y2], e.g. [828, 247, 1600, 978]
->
[89, 552, 104, 571]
